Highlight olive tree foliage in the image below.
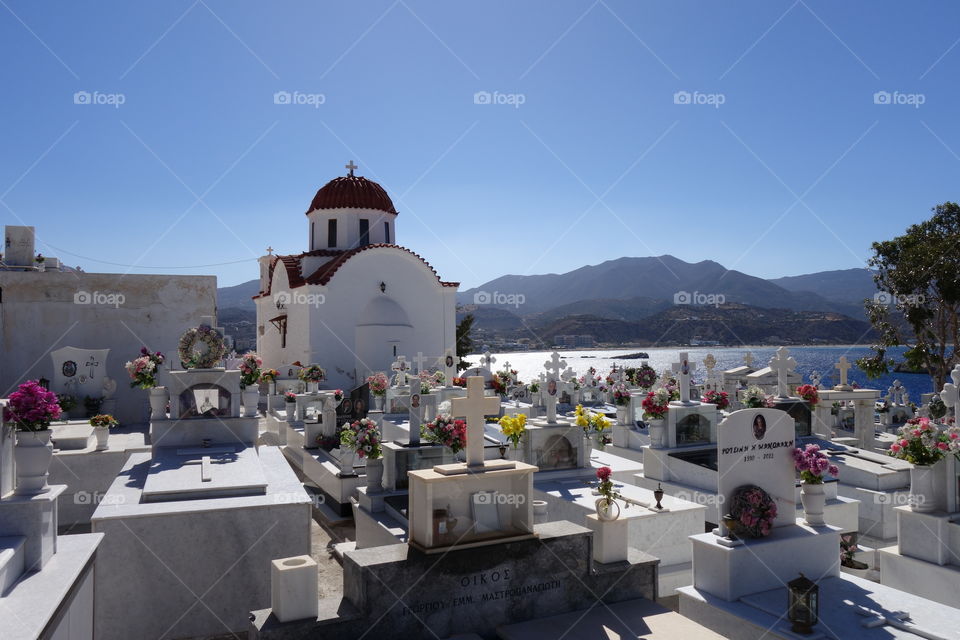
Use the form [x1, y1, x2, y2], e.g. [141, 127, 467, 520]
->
[857, 202, 960, 391]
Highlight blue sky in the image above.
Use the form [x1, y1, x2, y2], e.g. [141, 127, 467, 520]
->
[2, 0, 959, 289]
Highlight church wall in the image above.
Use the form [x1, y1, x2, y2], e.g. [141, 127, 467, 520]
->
[307, 208, 396, 251]
[0, 271, 216, 424]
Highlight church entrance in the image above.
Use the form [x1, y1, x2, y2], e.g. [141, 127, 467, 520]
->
[354, 296, 413, 380]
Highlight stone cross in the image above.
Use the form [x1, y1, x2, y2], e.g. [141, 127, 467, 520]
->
[809, 371, 823, 389]
[890, 380, 905, 405]
[671, 352, 695, 404]
[834, 356, 853, 390]
[940, 365, 960, 417]
[412, 352, 429, 375]
[743, 352, 755, 368]
[391, 355, 410, 386]
[440, 348, 457, 387]
[544, 352, 567, 381]
[450, 376, 500, 467]
[407, 389, 423, 447]
[481, 351, 496, 370]
[703, 354, 717, 389]
[345, 160, 358, 175]
[769, 347, 797, 398]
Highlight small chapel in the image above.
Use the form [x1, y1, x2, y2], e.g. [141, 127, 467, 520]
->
[254, 162, 459, 391]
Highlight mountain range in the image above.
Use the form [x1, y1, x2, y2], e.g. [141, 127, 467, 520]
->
[216, 256, 879, 346]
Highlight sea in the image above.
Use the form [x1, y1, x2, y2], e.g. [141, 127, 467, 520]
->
[475, 346, 934, 402]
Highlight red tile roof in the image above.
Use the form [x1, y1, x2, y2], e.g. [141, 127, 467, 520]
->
[306, 175, 398, 216]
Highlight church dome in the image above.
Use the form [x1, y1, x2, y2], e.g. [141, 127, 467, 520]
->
[306, 174, 398, 216]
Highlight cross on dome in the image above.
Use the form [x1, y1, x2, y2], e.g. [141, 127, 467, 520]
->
[345, 160, 358, 176]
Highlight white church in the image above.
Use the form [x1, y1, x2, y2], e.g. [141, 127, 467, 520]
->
[254, 162, 459, 391]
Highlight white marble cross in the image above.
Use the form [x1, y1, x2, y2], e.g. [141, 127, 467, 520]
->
[743, 352, 755, 368]
[834, 356, 853, 390]
[809, 371, 823, 389]
[671, 352, 695, 404]
[391, 355, 410, 386]
[769, 347, 797, 398]
[412, 352, 429, 375]
[544, 352, 567, 381]
[940, 365, 960, 417]
[481, 351, 496, 370]
[345, 160, 358, 175]
[450, 376, 501, 467]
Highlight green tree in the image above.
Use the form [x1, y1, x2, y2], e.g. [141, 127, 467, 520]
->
[858, 202, 960, 391]
[456, 313, 475, 372]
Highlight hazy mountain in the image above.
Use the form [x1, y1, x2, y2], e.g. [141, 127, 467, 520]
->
[769, 268, 877, 306]
[218, 279, 260, 311]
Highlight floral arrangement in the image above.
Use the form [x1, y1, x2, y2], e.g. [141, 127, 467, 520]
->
[702, 389, 730, 410]
[574, 404, 611, 442]
[594, 466, 624, 506]
[528, 381, 540, 393]
[742, 386, 773, 409]
[340, 418, 382, 459]
[316, 434, 339, 451]
[612, 384, 631, 406]
[928, 395, 947, 420]
[796, 384, 820, 406]
[178, 326, 226, 369]
[452, 377, 467, 387]
[633, 364, 658, 389]
[876, 400, 890, 414]
[498, 413, 527, 449]
[794, 443, 840, 483]
[89, 414, 118, 429]
[888, 417, 960, 465]
[57, 394, 77, 414]
[366, 372, 388, 396]
[298, 364, 326, 383]
[418, 370, 439, 394]
[489, 376, 506, 395]
[259, 368, 279, 383]
[125, 347, 165, 389]
[35, 253, 45, 263]
[728, 485, 778, 538]
[239, 352, 263, 388]
[3, 380, 62, 431]
[840, 534, 860, 567]
[642, 389, 670, 420]
[284, 391, 297, 403]
[333, 389, 344, 403]
[422, 414, 467, 453]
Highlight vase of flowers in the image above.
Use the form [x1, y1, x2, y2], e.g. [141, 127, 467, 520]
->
[35, 253, 45, 272]
[796, 384, 819, 407]
[260, 368, 279, 395]
[702, 389, 730, 411]
[367, 372, 388, 411]
[298, 365, 325, 393]
[341, 418, 382, 486]
[5, 380, 61, 495]
[742, 386, 772, 409]
[90, 414, 118, 451]
[594, 466, 622, 521]
[423, 414, 467, 455]
[239, 353, 263, 417]
[840, 534, 869, 575]
[888, 417, 959, 512]
[794, 444, 840, 525]
[498, 413, 527, 458]
[642, 389, 670, 448]
[613, 384, 631, 425]
[57, 393, 77, 420]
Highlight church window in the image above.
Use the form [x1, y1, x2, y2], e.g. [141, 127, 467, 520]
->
[384, 221, 390, 244]
[328, 219, 337, 248]
[359, 218, 370, 247]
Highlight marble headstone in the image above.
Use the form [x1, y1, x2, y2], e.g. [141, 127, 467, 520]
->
[50, 346, 110, 400]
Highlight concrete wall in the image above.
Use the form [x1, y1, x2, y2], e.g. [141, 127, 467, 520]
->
[0, 271, 216, 425]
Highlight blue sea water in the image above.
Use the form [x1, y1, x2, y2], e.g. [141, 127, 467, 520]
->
[479, 346, 934, 401]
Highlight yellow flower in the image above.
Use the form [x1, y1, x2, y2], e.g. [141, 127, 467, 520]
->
[574, 404, 589, 427]
[592, 414, 611, 431]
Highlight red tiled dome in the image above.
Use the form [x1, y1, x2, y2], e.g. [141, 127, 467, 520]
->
[306, 175, 398, 215]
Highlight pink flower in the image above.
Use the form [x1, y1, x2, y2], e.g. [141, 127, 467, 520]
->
[891, 444, 901, 453]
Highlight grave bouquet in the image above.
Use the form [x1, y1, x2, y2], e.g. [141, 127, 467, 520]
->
[452, 377, 467, 388]
[298, 364, 326, 383]
[57, 394, 77, 415]
[741, 386, 773, 409]
[888, 417, 960, 465]
[612, 384, 631, 406]
[728, 485, 777, 538]
[418, 370, 439, 395]
[633, 364, 658, 389]
[593, 466, 626, 520]
[574, 405, 611, 446]
[701, 389, 730, 410]
[422, 414, 467, 454]
[641, 389, 670, 420]
[528, 381, 540, 393]
[125, 347, 165, 389]
[793, 443, 840, 483]
[333, 389, 344, 403]
[366, 372, 388, 397]
[796, 384, 820, 406]
[89, 414, 118, 429]
[284, 391, 297, 404]
[239, 352, 262, 388]
[928, 395, 947, 420]
[341, 418, 382, 460]
[259, 368, 279, 383]
[4, 381, 62, 431]
[498, 413, 527, 449]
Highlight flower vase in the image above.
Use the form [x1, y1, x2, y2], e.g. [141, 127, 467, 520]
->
[800, 482, 826, 525]
[14, 430, 54, 495]
[36, 262, 45, 272]
[242, 388, 260, 417]
[616, 406, 629, 426]
[95, 428, 109, 451]
[595, 497, 620, 521]
[307, 382, 319, 393]
[583, 436, 593, 460]
[373, 395, 384, 411]
[339, 449, 356, 476]
[268, 381, 277, 396]
[647, 419, 665, 449]
[910, 464, 935, 513]
[366, 458, 384, 493]
[149, 387, 168, 420]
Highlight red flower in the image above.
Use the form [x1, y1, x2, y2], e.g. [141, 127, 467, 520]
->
[596, 466, 612, 482]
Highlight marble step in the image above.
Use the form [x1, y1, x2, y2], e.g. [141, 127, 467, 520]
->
[0, 535, 26, 595]
[51, 425, 94, 450]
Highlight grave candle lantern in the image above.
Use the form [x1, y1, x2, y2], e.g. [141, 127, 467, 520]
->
[787, 573, 818, 635]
